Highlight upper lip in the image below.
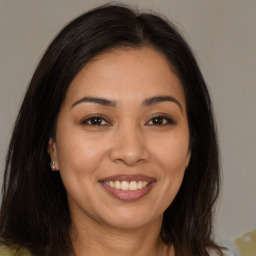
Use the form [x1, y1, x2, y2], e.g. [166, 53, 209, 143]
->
[98, 174, 156, 183]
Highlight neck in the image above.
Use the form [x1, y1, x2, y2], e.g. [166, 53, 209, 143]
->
[70, 216, 174, 256]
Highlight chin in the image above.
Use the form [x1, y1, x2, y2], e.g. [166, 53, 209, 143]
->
[98, 206, 163, 230]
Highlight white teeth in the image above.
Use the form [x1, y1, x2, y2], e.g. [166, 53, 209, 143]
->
[104, 180, 149, 190]
[121, 181, 129, 190]
[129, 181, 137, 190]
[137, 181, 143, 189]
[115, 181, 121, 189]
[142, 181, 148, 187]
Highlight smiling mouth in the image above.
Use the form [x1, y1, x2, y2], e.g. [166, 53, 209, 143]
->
[99, 174, 156, 201]
[103, 180, 149, 191]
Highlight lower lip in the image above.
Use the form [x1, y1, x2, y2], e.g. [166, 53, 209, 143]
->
[100, 182, 155, 202]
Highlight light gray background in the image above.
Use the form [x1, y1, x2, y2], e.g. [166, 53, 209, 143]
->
[0, 0, 255, 244]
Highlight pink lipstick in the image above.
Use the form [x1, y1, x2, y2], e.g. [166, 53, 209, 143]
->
[99, 174, 156, 202]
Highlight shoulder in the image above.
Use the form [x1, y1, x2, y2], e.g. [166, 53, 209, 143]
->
[233, 229, 256, 256]
[0, 244, 32, 256]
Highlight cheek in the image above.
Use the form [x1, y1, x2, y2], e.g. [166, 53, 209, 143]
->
[55, 137, 107, 206]
[55, 132, 107, 178]
[150, 131, 189, 200]
[152, 131, 190, 172]
[160, 148, 187, 190]
[154, 148, 187, 212]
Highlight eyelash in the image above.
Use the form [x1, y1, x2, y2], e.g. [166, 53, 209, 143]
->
[81, 115, 175, 127]
[146, 115, 176, 126]
[81, 116, 110, 126]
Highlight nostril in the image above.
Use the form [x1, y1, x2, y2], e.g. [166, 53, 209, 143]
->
[109, 146, 149, 166]
[108, 129, 150, 165]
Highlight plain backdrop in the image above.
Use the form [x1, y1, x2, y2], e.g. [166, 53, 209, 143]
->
[0, 0, 255, 244]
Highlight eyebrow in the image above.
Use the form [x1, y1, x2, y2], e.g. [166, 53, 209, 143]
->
[71, 97, 117, 108]
[142, 95, 182, 111]
[71, 95, 182, 111]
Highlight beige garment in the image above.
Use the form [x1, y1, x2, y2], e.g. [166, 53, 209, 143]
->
[234, 230, 256, 256]
[0, 244, 32, 256]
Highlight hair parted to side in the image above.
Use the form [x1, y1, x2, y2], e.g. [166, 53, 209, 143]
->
[0, 3, 222, 256]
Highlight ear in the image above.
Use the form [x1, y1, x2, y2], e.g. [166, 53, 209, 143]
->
[48, 138, 59, 170]
[185, 150, 191, 169]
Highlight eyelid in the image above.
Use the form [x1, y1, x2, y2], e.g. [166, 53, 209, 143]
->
[145, 114, 176, 125]
[79, 113, 176, 126]
[80, 114, 111, 126]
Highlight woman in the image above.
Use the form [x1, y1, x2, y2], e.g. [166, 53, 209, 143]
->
[0, 3, 224, 256]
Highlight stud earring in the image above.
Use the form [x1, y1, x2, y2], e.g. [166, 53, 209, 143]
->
[50, 162, 56, 171]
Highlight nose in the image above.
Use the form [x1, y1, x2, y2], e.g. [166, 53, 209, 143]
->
[109, 125, 150, 166]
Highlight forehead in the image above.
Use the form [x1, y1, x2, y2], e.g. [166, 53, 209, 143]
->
[64, 46, 186, 108]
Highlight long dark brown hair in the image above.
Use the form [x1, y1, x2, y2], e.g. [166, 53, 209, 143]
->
[0, 3, 223, 256]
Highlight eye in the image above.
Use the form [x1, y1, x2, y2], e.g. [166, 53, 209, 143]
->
[81, 116, 110, 126]
[146, 115, 175, 126]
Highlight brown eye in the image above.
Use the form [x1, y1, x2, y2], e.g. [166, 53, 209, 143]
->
[146, 116, 175, 126]
[151, 117, 165, 125]
[82, 116, 109, 126]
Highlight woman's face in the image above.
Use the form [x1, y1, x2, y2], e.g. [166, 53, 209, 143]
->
[49, 47, 190, 230]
